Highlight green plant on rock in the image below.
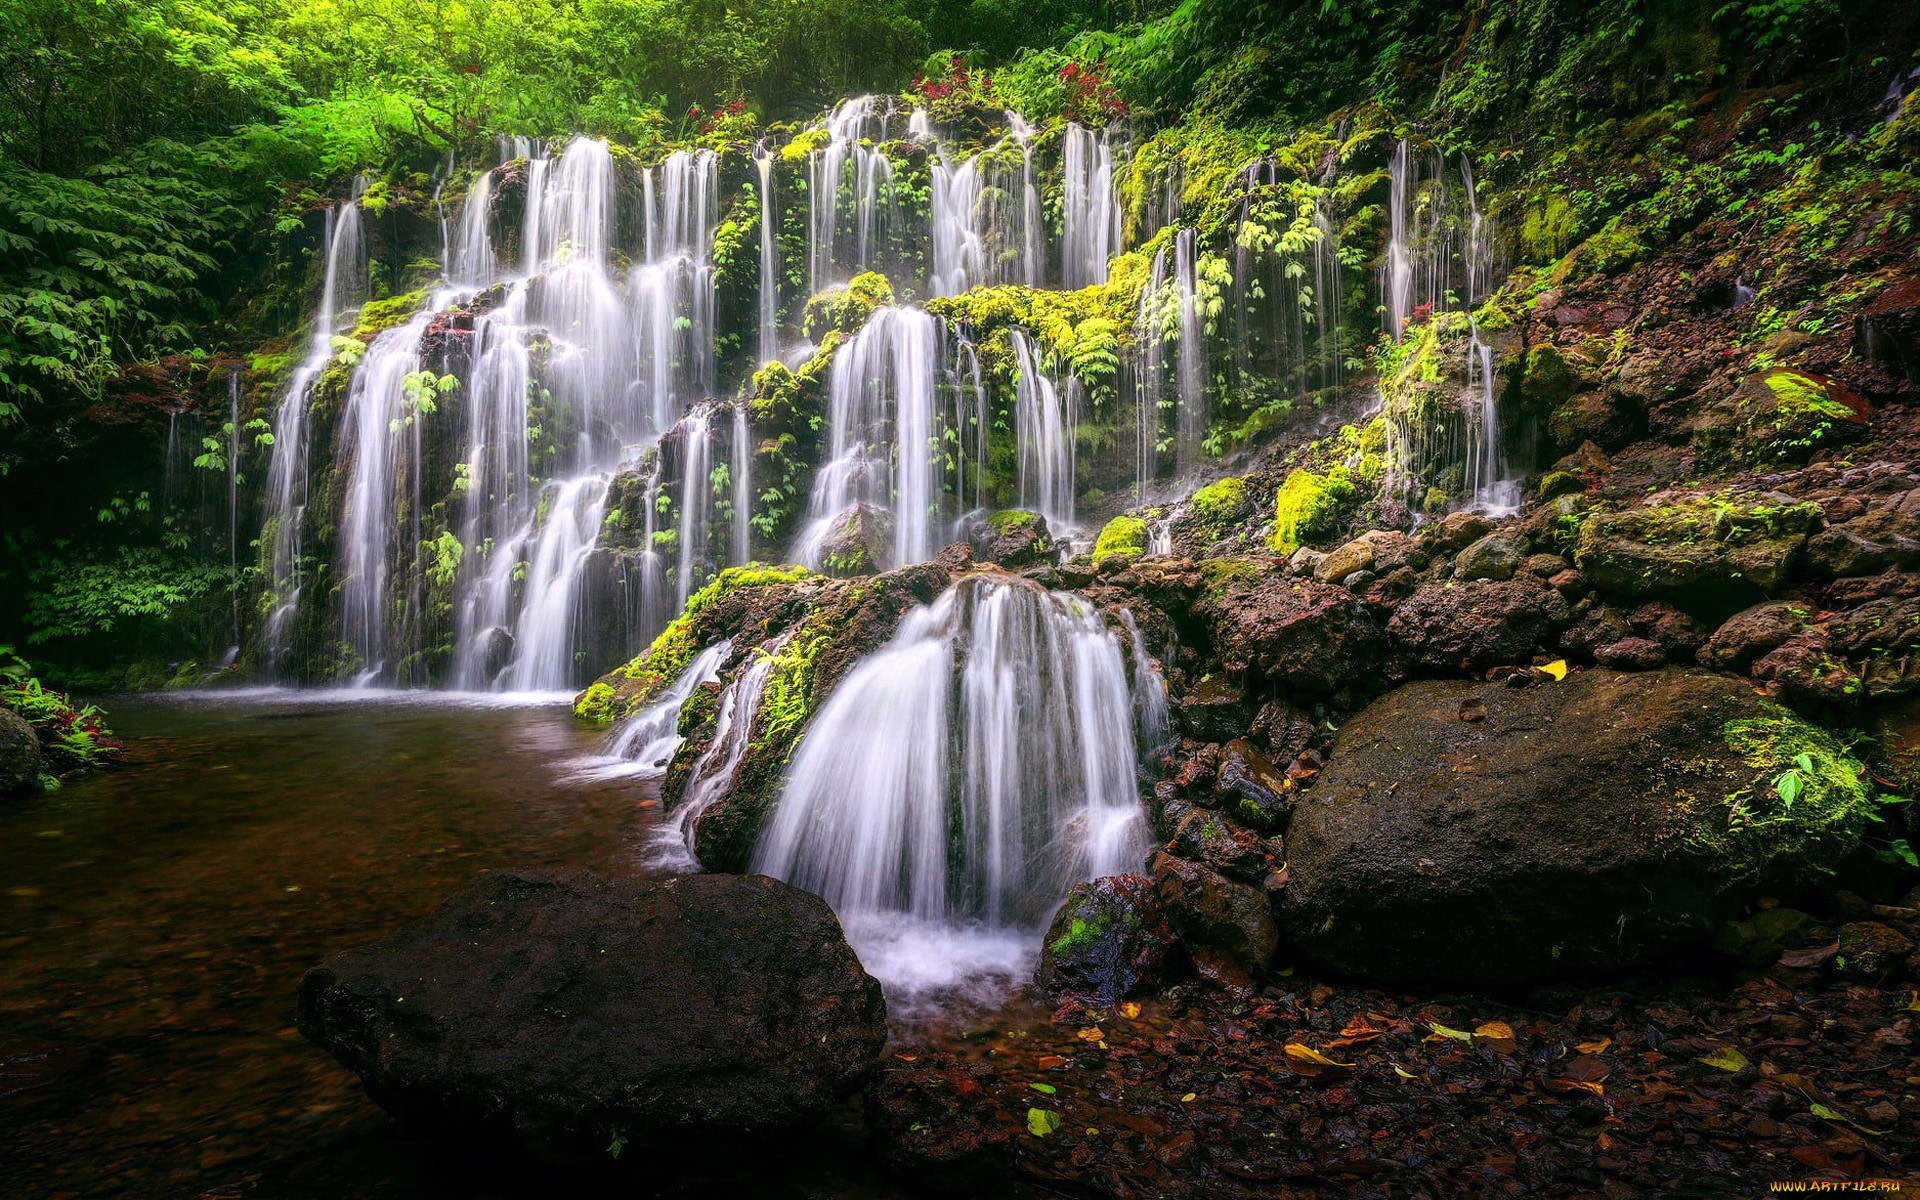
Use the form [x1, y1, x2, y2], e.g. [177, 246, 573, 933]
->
[1093, 515, 1148, 563]
[1710, 708, 1876, 883]
[1269, 465, 1356, 555]
[1188, 475, 1248, 536]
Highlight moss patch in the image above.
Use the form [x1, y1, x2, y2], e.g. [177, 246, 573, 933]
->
[1705, 708, 1875, 884]
[1094, 516, 1148, 563]
[1269, 466, 1356, 554]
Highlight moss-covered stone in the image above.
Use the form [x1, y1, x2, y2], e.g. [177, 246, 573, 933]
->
[1269, 466, 1356, 554]
[1573, 494, 1820, 607]
[1694, 369, 1866, 467]
[801, 272, 893, 341]
[1712, 707, 1877, 883]
[1094, 515, 1148, 563]
[1189, 476, 1248, 536]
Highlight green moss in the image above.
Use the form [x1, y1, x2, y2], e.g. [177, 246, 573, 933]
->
[801, 272, 893, 340]
[988, 508, 1039, 532]
[349, 289, 427, 340]
[1049, 912, 1112, 956]
[1093, 515, 1148, 563]
[1705, 708, 1875, 883]
[1269, 465, 1356, 554]
[574, 681, 617, 722]
[1189, 476, 1248, 535]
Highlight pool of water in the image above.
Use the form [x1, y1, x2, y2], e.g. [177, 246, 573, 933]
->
[0, 691, 928, 1199]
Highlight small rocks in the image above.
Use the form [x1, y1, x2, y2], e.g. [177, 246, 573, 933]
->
[1834, 921, 1914, 981]
[1214, 738, 1292, 833]
[1313, 538, 1374, 583]
[1150, 852, 1278, 991]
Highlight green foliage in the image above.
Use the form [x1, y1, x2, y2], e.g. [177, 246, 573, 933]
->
[1093, 515, 1147, 563]
[1270, 465, 1357, 555]
[0, 647, 124, 777]
[22, 548, 229, 644]
[1711, 708, 1876, 882]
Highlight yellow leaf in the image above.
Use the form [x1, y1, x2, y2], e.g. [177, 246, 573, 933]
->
[1027, 1107, 1061, 1137]
[1118, 1001, 1141, 1019]
[1076, 1027, 1105, 1042]
[1574, 1038, 1612, 1055]
[1698, 1045, 1749, 1072]
[1392, 1064, 1419, 1080]
[1473, 1021, 1516, 1040]
[1283, 1042, 1352, 1069]
[1180, 1093, 1197, 1103]
[1540, 659, 1568, 680]
[1424, 1021, 1473, 1042]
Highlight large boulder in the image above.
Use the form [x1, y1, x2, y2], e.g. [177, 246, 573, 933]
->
[1151, 852, 1279, 990]
[1387, 577, 1570, 673]
[968, 509, 1057, 568]
[0, 709, 42, 794]
[1197, 563, 1385, 696]
[297, 870, 886, 1163]
[1034, 874, 1181, 1005]
[1282, 669, 1875, 989]
[1573, 496, 1820, 612]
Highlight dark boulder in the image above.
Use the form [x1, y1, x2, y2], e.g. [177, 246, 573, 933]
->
[297, 870, 886, 1164]
[1250, 698, 1316, 762]
[1806, 510, 1920, 579]
[1282, 669, 1875, 988]
[1697, 601, 1811, 672]
[1160, 799, 1279, 885]
[1034, 874, 1181, 1005]
[0, 709, 41, 794]
[1387, 577, 1570, 673]
[1198, 565, 1385, 696]
[1150, 852, 1278, 990]
[969, 510, 1058, 568]
[1175, 675, 1252, 743]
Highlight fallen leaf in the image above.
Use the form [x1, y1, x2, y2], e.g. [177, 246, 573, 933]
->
[1027, 1107, 1061, 1137]
[1076, 1027, 1106, 1043]
[1574, 1037, 1612, 1055]
[1392, 1064, 1420, 1081]
[1180, 1092, 1197, 1103]
[1810, 1103, 1888, 1136]
[1029, 1083, 1056, 1095]
[1118, 1001, 1141, 1019]
[1540, 659, 1568, 680]
[1424, 1021, 1473, 1042]
[1698, 1045, 1749, 1072]
[1473, 1021, 1515, 1040]
[1283, 1042, 1352, 1071]
[1778, 941, 1839, 969]
[1544, 1078, 1605, 1097]
[1037, 1054, 1067, 1069]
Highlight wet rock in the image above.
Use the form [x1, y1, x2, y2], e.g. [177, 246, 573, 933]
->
[1215, 738, 1292, 833]
[816, 504, 893, 576]
[1282, 669, 1874, 988]
[1176, 675, 1253, 743]
[1424, 511, 1495, 555]
[1751, 631, 1863, 709]
[1387, 578, 1570, 673]
[1866, 695, 1920, 793]
[1150, 852, 1278, 990]
[1835, 921, 1913, 981]
[1455, 534, 1524, 581]
[867, 1064, 1012, 1194]
[1712, 908, 1820, 967]
[1560, 603, 1634, 661]
[1595, 636, 1667, 670]
[297, 870, 886, 1163]
[1692, 369, 1868, 467]
[1034, 874, 1181, 1005]
[1574, 497, 1818, 609]
[1199, 565, 1385, 696]
[1312, 538, 1374, 583]
[1522, 553, 1570, 578]
[1698, 601, 1811, 673]
[1805, 511, 1920, 579]
[968, 510, 1057, 568]
[1160, 800, 1276, 885]
[1250, 698, 1316, 762]
[0, 709, 41, 794]
[1629, 601, 1709, 656]
[1286, 546, 1325, 577]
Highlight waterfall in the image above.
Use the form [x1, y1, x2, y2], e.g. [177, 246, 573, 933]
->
[923, 110, 1049, 296]
[731, 399, 753, 565]
[335, 313, 431, 683]
[655, 642, 781, 869]
[494, 476, 610, 691]
[450, 168, 496, 287]
[1462, 317, 1516, 515]
[1384, 139, 1414, 341]
[1011, 329, 1075, 532]
[792, 306, 941, 570]
[754, 577, 1151, 938]
[226, 372, 241, 656]
[1172, 229, 1206, 470]
[1134, 229, 1207, 482]
[808, 97, 900, 292]
[605, 639, 734, 766]
[1061, 123, 1121, 289]
[1120, 608, 1169, 752]
[754, 144, 779, 364]
[263, 194, 365, 667]
[927, 148, 985, 297]
[674, 410, 713, 606]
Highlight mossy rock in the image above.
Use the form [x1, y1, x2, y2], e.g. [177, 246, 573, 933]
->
[1693, 369, 1867, 467]
[801, 272, 893, 341]
[1573, 494, 1820, 611]
[1189, 476, 1249, 536]
[1283, 669, 1876, 988]
[1269, 466, 1357, 554]
[1093, 516, 1148, 563]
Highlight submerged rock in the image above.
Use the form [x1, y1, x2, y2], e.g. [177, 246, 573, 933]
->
[1282, 669, 1875, 988]
[0, 709, 41, 794]
[296, 870, 886, 1163]
[1034, 874, 1181, 1005]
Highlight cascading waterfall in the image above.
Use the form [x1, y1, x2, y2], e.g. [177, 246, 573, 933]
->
[753, 144, 779, 364]
[809, 97, 902, 292]
[793, 306, 942, 570]
[494, 476, 610, 691]
[673, 409, 713, 607]
[753, 578, 1151, 980]
[1061, 122, 1122, 289]
[654, 641, 781, 869]
[1134, 228, 1208, 486]
[263, 193, 365, 667]
[731, 399, 753, 565]
[605, 639, 733, 766]
[1011, 329, 1075, 533]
